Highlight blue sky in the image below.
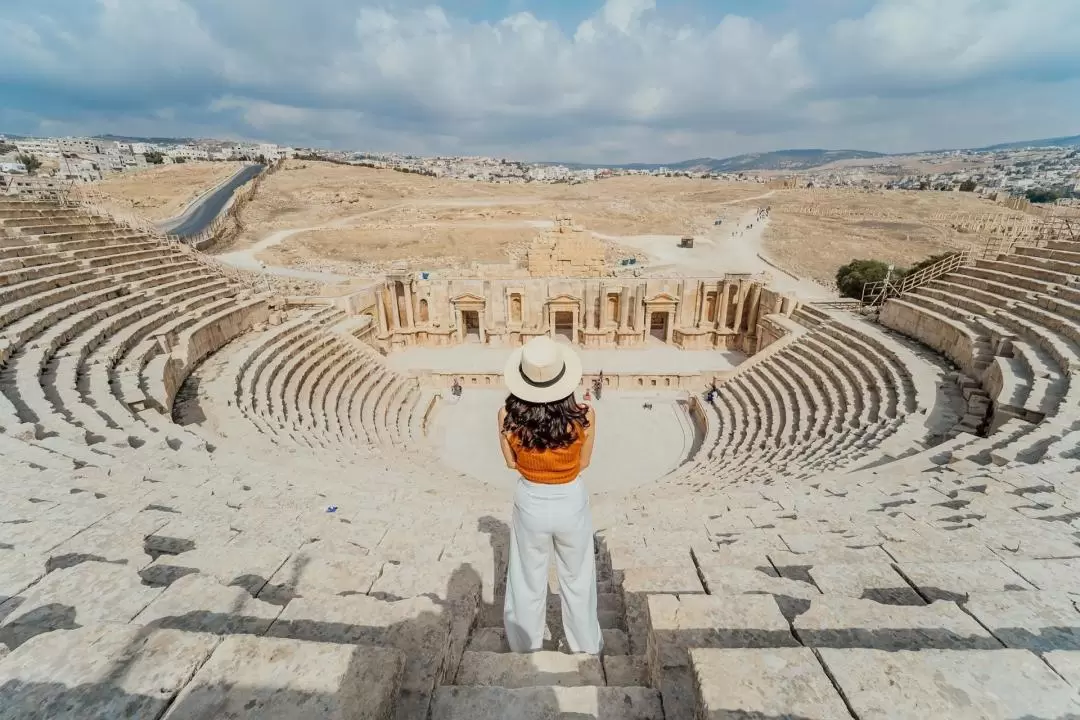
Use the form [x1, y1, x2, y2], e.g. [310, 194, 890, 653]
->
[2, 0, 1079, 163]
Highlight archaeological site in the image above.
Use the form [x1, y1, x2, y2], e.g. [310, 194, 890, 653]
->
[1, 177, 1080, 720]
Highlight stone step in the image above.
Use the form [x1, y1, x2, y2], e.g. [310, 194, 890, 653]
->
[431, 686, 664, 720]
[454, 650, 604, 687]
[466, 626, 630, 656]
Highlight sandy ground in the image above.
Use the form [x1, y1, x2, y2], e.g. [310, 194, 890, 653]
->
[217, 161, 766, 273]
[433, 388, 694, 493]
[761, 188, 1032, 284]
[85, 162, 247, 222]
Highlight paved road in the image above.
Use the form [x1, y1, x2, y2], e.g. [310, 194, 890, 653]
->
[160, 163, 264, 238]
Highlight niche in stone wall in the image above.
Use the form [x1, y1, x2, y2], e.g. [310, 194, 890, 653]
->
[607, 294, 619, 325]
[705, 291, 718, 322]
[419, 299, 429, 323]
[725, 285, 740, 328]
[510, 294, 522, 324]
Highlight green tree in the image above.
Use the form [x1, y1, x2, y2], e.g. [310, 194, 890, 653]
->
[144, 150, 165, 164]
[835, 259, 893, 300]
[16, 153, 42, 175]
[958, 179, 977, 192]
[1026, 188, 1063, 204]
[173, 156, 186, 164]
[0, 142, 17, 154]
[907, 252, 958, 276]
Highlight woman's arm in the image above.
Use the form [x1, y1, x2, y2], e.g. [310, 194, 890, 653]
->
[497, 407, 517, 470]
[579, 406, 597, 471]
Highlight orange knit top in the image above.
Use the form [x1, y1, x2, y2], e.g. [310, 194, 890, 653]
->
[508, 424, 585, 485]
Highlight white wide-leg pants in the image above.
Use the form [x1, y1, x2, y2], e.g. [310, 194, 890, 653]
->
[504, 476, 602, 654]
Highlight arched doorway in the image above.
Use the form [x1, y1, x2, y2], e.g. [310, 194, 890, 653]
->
[650, 311, 668, 342]
[462, 310, 481, 342]
[554, 311, 574, 342]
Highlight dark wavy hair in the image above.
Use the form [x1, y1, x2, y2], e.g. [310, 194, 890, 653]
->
[502, 393, 589, 451]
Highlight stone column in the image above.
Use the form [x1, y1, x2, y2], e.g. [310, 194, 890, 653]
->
[717, 281, 730, 332]
[573, 308, 580, 343]
[636, 287, 647, 335]
[666, 310, 675, 343]
[619, 288, 630, 330]
[479, 312, 486, 344]
[403, 282, 415, 329]
[455, 309, 463, 343]
[376, 292, 389, 335]
[696, 282, 707, 328]
[584, 284, 594, 331]
[747, 283, 762, 333]
[390, 285, 401, 330]
[732, 280, 746, 333]
[548, 307, 555, 338]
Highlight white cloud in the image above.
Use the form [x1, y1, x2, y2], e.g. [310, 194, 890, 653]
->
[0, 0, 1078, 161]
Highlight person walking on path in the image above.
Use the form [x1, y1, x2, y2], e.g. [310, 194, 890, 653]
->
[498, 336, 602, 654]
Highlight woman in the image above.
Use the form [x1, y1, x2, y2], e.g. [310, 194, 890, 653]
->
[498, 336, 601, 654]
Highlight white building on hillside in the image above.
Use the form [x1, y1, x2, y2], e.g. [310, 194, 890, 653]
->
[13, 138, 60, 157]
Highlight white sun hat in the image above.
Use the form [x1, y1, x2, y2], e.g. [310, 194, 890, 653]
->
[503, 336, 583, 404]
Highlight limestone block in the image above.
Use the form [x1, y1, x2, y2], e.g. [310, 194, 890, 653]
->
[603, 654, 648, 686]
[964, 591, 1080, 652]
[258, 550, 383, 602]
[1008, 558, 1080, 593]
[0, 519, 85, 556]
[768, 545, 893, 570]
[0, 552, 45, 603]
[430, 686, 664, 720]
[133, 574, 283, 635]
[646, 593, 797, 688]
[621, 565, 704, 655]
[454, 650, 603, 687]
[818, 648, 1080, 719]
[881, 537, 1000, 563]
[44, 521, 164, 574]
[793, 597, 998, 650]
[139, 542, 290, 595]
[899, 560, 1035, 601]
[0, 624, 220, 720]
[690, 648, 850, 719]
[808, 563, 925, 606]
[1043, 650, 1080, 687]
[0, 563, 163, 645]
[269, 593, 450, 720]
[163, 635, 404, 720]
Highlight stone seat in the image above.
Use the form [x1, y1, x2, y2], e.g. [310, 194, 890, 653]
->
[1006, 250, 1080, 277]
[956, 264, 1056, 296]
[0, 259, 82, 286]
[977, 258, 1071, 288]
[81, 246, 178, 269]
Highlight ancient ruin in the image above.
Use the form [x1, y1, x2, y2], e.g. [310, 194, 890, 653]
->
[526, 215, 606, 277]
[1, 192, 1080, 719]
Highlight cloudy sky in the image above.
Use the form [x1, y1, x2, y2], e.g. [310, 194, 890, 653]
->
[2, 0, 1079, 163]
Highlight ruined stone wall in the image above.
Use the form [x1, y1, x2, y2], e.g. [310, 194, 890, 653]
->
[365, 274, 798, 352]
[526, 215, 605, 277]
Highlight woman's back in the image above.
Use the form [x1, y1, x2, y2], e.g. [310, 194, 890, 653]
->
[508, 423, 585, 485]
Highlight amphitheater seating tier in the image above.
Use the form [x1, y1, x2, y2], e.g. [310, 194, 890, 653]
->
[2, 198, 1080, 718]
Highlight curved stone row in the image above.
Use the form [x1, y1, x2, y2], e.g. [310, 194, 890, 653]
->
[882, 237, 1080, 465]
[0, 199, 244, 468]
[677, 307, 930, 486]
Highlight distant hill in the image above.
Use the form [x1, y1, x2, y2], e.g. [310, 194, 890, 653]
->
[93, 133, 195, 145]
[544, 148, 886, 173]
[971, 134, 1080, 152]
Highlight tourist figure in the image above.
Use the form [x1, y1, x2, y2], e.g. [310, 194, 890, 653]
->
[498, 336, 601, 655]
[451, 377, 462, 397]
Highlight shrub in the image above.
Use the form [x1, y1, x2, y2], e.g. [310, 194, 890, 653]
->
[835, 259, 893, 300]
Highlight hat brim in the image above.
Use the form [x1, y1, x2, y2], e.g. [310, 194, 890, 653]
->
[503, 342, 583, 404]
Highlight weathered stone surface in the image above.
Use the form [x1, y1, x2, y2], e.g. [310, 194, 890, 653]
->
[690, 648, 851, 719]
[769, 546, 893, 569]
[430, 686, 664, 720]
[0, 552, 44, 602]
[818, 648, 1080, 719]
[964, 591, 1080, 651]
[0, 519, 86, 556]
[793, 597, 998, 650]
[0, 562, 163, 646]
[132, 574, 283, 635]
[646, 593, 797, 683]
[1042, 650, 1080, 687]
[269, 593, 450, 720]
[258, 550, 383, 602]
[455, 650, 603, 687]
[139, 542, 289, 595]
[898, 560, 1035, 601]
[0, 624, 220, 720]
[621, 565, 704, 655]
[809, 563, 924, 605]
[162, 635, 404, 720]
[695, 563, 820, 598]
[466, 626, 630, 655]
[1008, 558, 1080, 593]
[882, 538, 998, 564]
[603, 654, 648, 686]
